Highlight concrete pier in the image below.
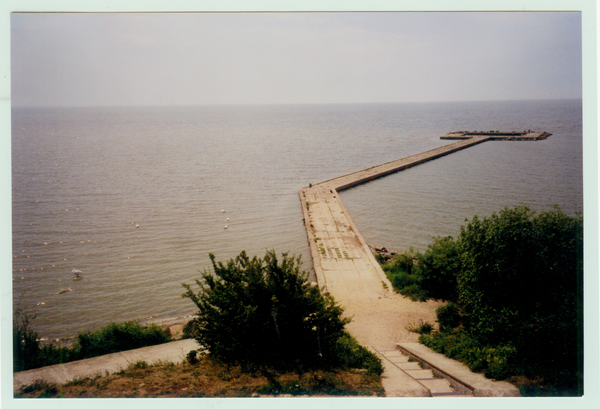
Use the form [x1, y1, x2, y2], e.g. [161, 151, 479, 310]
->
[299, 132, 549, 293]
[298, 137, 494, 352]
[299, 132, 547, 396]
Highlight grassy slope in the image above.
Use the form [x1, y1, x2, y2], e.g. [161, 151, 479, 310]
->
[15, 357, 384, 398]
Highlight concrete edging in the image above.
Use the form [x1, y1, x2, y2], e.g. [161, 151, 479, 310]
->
[298, 188, 327, 289]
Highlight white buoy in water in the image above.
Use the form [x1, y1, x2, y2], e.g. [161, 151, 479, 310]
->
[221, 209, 225, 213]
[226, 217, 229, 222]
[224, 225, 228, 229]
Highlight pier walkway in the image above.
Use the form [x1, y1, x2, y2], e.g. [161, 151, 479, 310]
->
[299, 135, 527, 396]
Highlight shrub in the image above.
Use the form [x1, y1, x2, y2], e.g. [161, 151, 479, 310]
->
[456, 206, 583, 390]
[331, 332, 383, 375]
[435, 303, 461, 331]
[16, 379, 59, 398]
[186, 350, 199, 365]
[413, 236, 459, 301]
[394, 247, 416, 275]
[182, 250, 372, 373]
[379, 249, 428, 301]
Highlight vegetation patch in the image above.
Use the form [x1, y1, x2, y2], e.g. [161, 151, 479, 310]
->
[377, 205, 583, 396]
[13, 311, 172, 372]
[15, 357, 384, 398]
[405, 319, 434, 335]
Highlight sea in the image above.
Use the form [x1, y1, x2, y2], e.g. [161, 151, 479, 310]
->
[11, 100, 583, 340]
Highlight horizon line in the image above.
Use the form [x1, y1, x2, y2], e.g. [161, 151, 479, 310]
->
[10, 97, 583, 109]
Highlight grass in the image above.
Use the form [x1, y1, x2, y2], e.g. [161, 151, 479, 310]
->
[15, 357, 385, 398]
[405, 319, 434, 335]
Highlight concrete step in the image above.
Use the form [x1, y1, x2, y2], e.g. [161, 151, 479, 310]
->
[419, 379, 456, 394]
[397, 343, 521, 397]
[379, 348, 472, 398]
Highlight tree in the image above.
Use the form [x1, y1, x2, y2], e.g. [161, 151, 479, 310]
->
[181, 250, 360, 372]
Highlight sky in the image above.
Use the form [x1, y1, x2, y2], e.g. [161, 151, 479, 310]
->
[11, 11, 582, 107]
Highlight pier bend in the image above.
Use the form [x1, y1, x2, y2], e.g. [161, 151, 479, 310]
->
[298, 130, 551, 292]
[297, 131, 549, 378]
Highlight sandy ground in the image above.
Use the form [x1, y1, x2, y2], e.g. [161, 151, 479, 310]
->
[323, 266, 445, 351]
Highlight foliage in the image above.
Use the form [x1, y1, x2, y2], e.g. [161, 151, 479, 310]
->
[420, 329, 518, 380]
[398, 283, 428, 301]
[181, 250, 380, 374]
[393, 247, 417, 275]
[456, 206, 583, 389]
[409, 206, 583, 393]
[435, 303, 461, 331]
[375, 205, 582, 392]
[13, 308, 43, 372]
[13, 313, 172, 372]
[76, 321, 170, 359]
[379, 248, 427, 301]
[413, 236, 460, 302]
[331, 332, 383, 375]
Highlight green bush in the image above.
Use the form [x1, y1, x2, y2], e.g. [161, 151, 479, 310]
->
[182, 250, 380, 374]
[457, 206, 583, 389]
[413, 206, 583, 392]
[331, 332, 383, 375]
[435, 303, 461, 331]
[186, 350, 199, 365]
[413, 236, 460, 302]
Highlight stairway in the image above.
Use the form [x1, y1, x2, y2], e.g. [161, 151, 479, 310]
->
[379, 349, 473, 397]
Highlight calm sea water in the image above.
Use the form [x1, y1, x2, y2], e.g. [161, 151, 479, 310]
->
[11, 100, 582, 339]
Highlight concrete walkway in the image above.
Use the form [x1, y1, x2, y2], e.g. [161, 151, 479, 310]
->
[13, 339, 198, 392]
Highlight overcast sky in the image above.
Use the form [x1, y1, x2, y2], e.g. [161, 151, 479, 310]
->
[11, 11, 582, 107]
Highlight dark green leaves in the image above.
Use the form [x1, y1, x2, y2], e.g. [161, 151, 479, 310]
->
[182, 250, 361, 372]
